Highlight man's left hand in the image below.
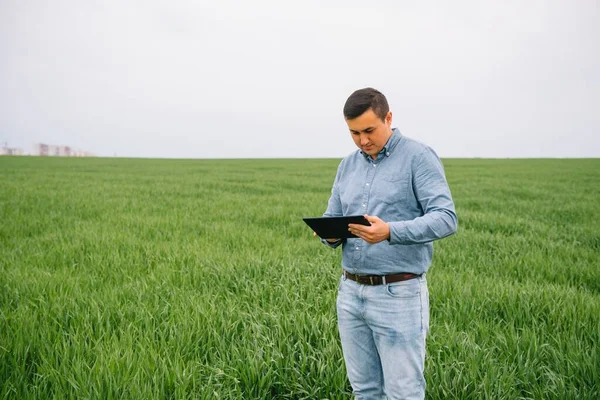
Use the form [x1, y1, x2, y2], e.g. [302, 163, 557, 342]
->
[348, 215, 390, 244]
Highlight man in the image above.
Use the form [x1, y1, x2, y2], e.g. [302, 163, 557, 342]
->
[318, 88, 457, 399]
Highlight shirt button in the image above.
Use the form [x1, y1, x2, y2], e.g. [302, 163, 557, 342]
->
[362, 204, 366, 207]
[366, 183, 369, 186]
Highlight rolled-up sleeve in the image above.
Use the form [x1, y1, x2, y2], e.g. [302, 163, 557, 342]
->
[388, 148, 457, 245]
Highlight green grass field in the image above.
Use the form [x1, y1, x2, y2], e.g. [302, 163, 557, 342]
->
[1, 156, 599, 399]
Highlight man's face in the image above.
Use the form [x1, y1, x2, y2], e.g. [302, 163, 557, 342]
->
[346, 108, 393, 159]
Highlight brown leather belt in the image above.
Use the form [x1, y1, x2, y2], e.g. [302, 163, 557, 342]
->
[343, 270, 420, 285]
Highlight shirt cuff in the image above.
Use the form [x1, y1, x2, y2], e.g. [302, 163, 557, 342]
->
[388, 221, 407, 245]
[321, 238, 343, 248]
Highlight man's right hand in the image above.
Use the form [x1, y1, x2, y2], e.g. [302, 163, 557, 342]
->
[313, 231, 340, 243]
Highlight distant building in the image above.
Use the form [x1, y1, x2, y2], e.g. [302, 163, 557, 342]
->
[3, 143, 94, 157]
[0, 146, 24, 155]
[59, 146, 72, 156]
[34, 143, 49, 156]
[32, 143, 93, 157]
[72, 150, 94, 157]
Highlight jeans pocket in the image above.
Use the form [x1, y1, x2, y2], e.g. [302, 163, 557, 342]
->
[385, 279, 420, 298]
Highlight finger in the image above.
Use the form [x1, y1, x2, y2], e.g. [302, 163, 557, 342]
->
[364, 214, 379, 223]
[349, 227, 364, 236]
[349, 223, 369, 230]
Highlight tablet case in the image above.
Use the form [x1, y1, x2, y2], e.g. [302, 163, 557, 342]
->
[302, 215, 371, 239]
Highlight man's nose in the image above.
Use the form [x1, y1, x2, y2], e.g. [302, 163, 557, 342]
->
[360, 134, 369, 145]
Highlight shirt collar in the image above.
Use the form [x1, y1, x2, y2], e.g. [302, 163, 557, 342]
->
[360, 128, 402, 161]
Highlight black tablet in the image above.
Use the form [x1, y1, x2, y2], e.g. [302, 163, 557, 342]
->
[303, 215, 371, 239]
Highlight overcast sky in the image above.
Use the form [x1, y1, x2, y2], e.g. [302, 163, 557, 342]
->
[1, 0, 599, 158]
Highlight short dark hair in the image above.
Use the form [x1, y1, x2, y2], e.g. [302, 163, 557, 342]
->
[343, 87, 389, 121]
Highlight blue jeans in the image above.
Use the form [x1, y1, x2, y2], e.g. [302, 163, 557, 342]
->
[337, 273, 429, 400]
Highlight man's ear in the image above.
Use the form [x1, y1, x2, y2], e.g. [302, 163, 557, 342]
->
[385, 111, 393, 127]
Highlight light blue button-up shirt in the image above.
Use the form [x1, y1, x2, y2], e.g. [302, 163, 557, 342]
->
[322, 128, 457, 275]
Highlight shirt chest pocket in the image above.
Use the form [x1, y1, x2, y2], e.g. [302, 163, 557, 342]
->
[373, 172, 410, 206]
